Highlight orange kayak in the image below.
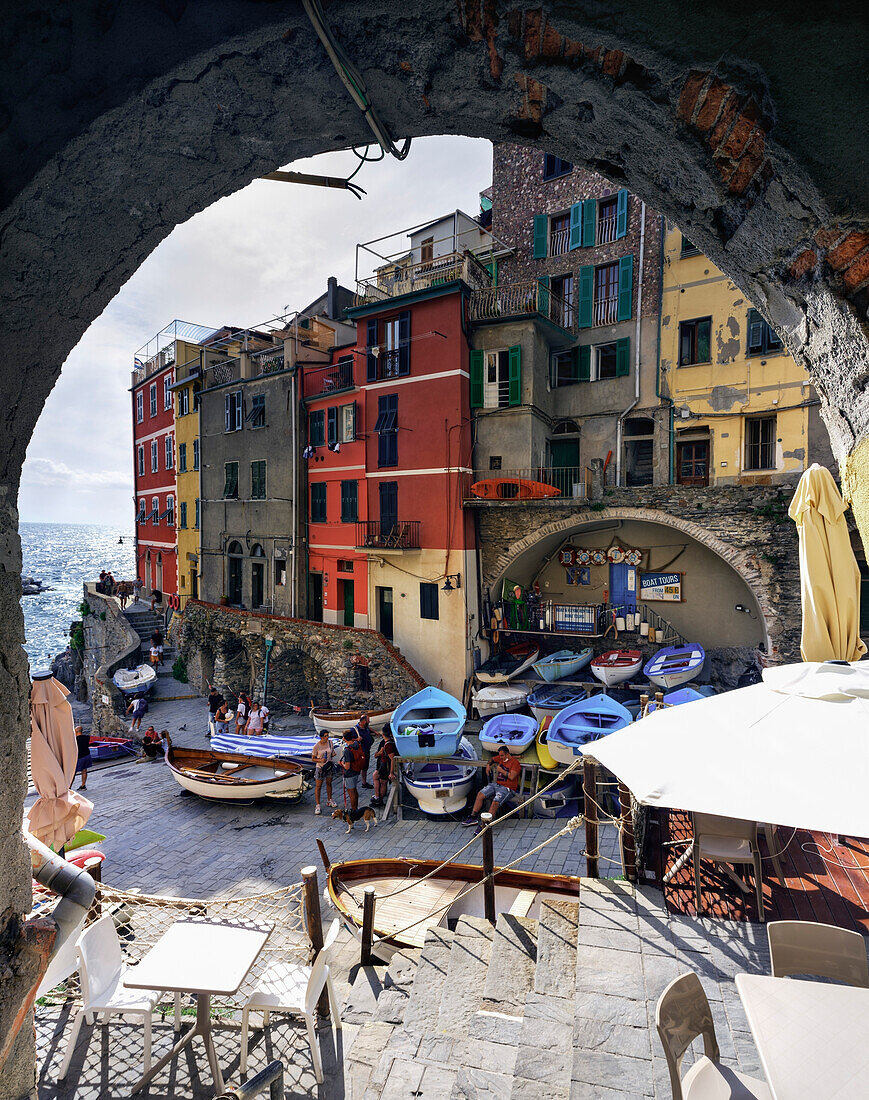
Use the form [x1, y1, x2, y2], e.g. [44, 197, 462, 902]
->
[471, 478, 560, 500]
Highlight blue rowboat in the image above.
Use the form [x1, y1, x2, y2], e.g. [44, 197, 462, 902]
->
[527, 684, 588, 723]
[643, 644, 706, 690]
[547, 695, 633, 765]
[211, 731, 338, 767]
[392, 686, 466, 760]
[644, 686, 710, 713]
[479, 713, 539, 755]
[531, 648, 593, 683]
[402, 737, 478, 815]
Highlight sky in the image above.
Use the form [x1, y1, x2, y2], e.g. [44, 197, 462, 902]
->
[19, 137, 494, 525]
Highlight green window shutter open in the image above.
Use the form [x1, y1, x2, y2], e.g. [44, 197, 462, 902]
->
[470, 349, 484, 408]
[532, 214, 548, 259]
[508, 345, 522, 406]
[569, 203, 582, 249]
[578, 266, 594, 328]
[576, 344, 591, 382]
[582, 199, 596, 247]
[615, 336, 631, 376]
[537, 275, 550, 319]
[616, 189, 629, 238]
[617, 254, 634, 321]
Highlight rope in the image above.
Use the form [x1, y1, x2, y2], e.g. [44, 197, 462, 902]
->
[801, 832, 869, 872]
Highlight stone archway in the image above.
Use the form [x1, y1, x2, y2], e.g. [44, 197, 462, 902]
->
[2, 3, 868, 1091]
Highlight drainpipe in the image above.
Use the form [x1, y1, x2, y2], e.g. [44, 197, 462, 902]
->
[262, 635, 274, 705]
[291, 366, 297, 616]
[654, 218, 675, 484]
[615, 201, 646, 486]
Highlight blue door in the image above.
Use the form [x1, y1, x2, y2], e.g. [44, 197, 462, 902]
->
[609, 563, 637, 612]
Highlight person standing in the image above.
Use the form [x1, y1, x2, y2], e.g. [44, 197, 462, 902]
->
[245, 699, 268, 735]
[133, 576, 144, 605]
[126, 693, 148, 732]
[150, 587, 162, 613]
[370, 725, 397, 808]
[340, 729, 365, 812]
[150, 628, 164, 666]
[311, 730, 337, 815]
[75, 725, 92, 791]
[235, 693, 252, 735]
[207, 685, 225, 737]
[213, 700, 232, 737]
[462, 746, 521, 826]
[353, 712, 374, 789]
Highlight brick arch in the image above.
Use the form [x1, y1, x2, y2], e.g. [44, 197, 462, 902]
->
[488, 506, 773, 650]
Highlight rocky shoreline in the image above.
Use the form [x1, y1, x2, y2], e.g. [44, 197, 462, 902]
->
[21, 575, 50, 595]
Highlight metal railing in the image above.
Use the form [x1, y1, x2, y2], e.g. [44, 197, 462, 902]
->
[356, 249, 492, 304]
[356, 520, 421, 550]
[469, 280, 575, 332]
[463, 467, 588, 501]
[597, 215, 618, 244]
[215, 1061, 284, 1100]
[366, 347, 403, 382]
[594, 294, 618, 326]
[305, 357, 355, 397]
[550, 226, 570, 256]
[251, 346, 285, 375]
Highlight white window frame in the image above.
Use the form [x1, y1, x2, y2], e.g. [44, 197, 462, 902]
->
[151, 440, 159, 473]
[151, 496, 159, 522]
[178, 387, 189, 416]
[165, 434, 173, 470]
[137, 445, 145, 477]
[192, 438, 200, 471]
[164, 374, 173, 410]
[166, 495, 174, 526]
[483, 349, 510, 409]
[136, 391, 143, 423]
[340, 403, 356, 443]
[592, 342, 618, 382]
[225, 389, 243, 432]
[137, 498, 146, 522]
[149, 383, 157, 417]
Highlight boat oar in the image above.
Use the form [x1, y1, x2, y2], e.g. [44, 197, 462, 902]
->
[316, 839, 331, 872]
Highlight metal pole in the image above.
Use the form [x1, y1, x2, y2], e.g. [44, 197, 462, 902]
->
[361, 886, 376, 965]
[480, 812, 496, 924]
[301, 865, 329, 1018]
[214, 1058, 285, 1100]
[583, 760, 599, 879]
[618, 782, 638, 883]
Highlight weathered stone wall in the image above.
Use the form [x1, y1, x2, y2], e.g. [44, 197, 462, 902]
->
[79, 586, 142, 738]
[179, 602, 425, 715]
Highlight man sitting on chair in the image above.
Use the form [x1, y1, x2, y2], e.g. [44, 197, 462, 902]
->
[462, 746, 521, 827]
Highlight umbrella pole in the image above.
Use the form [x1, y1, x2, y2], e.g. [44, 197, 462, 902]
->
[583, 761, 599, 879]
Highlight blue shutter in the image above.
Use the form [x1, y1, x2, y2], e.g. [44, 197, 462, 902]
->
[577, 266, 594, 329]
[508, 346, 522, 407]
[398, 310, 411, 375]
[537, 275, 550, 320]
[582, 199, 596, 247]
[327, 406, 338, 445]
[366, 319, 378, 381]
[576, 345, 591, 382]
[615, 337, 631, 377]
[532, 214, 548, 259]
[617, 255, 634, 321]
[616, 190, 629, 238]
[569, 203, 582, 249]
[470, 350, 484, 409]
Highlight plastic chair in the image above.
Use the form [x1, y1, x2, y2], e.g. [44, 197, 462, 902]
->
[240, 919, 342, 1082]
[692, 812, 765, 922]
[768, 920, 869, 987]
[656, 972, 772, 1099]
[58, 914, 162, 1079]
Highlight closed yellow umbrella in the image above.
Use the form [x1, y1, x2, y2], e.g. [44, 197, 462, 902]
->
[788, 464, 867, 662]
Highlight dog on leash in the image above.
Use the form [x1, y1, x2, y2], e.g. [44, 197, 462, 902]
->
[332, 806, 378, 833]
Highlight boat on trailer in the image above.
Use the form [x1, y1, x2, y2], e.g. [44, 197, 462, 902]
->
[165, 738, 307, 801]
[211, 730, 339, 768]
[392, 686, 466, 760]
[546, 695, 633, 765]
[527, 684, 588, 723]
[478, 713, 538, 755]
[643, 644, 706, 690]
[590, 649, 643, 687]
[531, 648, 593, 683]
[475, 642, 540, 684]
[325, 855, 581, 960]
[310, 706, 394, 735]
[472, 683, 528, 718]
[401, 737, 478, 815]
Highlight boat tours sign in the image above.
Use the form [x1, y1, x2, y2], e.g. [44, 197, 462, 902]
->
[639, 571, 683, 602]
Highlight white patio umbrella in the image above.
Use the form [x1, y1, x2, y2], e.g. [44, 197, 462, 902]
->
[588, 661, 869, 838]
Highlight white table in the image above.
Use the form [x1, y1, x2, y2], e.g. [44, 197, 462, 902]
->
[125, 918, 271, 1094]
[736, 973, 869, 1099]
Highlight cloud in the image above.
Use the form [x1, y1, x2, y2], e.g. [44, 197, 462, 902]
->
[23, 458, 131, 490]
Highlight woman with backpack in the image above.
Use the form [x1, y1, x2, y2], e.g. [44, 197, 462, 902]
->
[340, 729, 366, 812]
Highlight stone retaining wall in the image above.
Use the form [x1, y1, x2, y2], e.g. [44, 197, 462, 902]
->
[79, 584, 142, 737]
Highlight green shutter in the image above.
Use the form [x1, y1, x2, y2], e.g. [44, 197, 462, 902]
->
[532, 214, 548, 259]
[578, 266, 594, 328]
[508, 345, 522, 406]
[616, 189, 629, 238]
[582, 199, 596, 247]
[617, 254, 634, 321]
[615, 337, 631, 377]
[537, 275, 550, 319]
[470, 350, 484, 409]
[576, 344, 591, 382]
[569, 203, 582, 249]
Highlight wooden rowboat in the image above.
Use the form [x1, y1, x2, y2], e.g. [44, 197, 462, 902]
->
[165, 738, 306, 801]
[310, 706, 394, 734]
[470, 478, 560, 500]
[325, 856, 581, 960]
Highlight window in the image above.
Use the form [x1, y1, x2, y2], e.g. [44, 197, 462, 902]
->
[137, 445, 145, 477]
[379, 481, 398, 537]
[595, 343, 618, 380]
[551, 273, 574, 328]
[327, 405, 338, 446]
[165, 495, 174, 526]
[251, 460, 266, 499]
[747, 308, 783, 356]
[484, 349, 510, 407]
[578, 256, 633, 328]
[310, 482, 327, 523]
[597, 196, 619, 244]
[550, 212, 570, 257]
[375, 394, 398, 467]
[677, 439, 710, 486]
[275, 559, 287, 586]
[247, 393, 266, 428]
[542, 154, 572, 180]
[193, 438, 200, 471]
[340, 403, 356, 443]
[309, 409, 325, 447]
[337, 559, 355, 573]
[177, 387, 189, 416]
[137, 498, 146, 522]
[164, 375, 172, 410]
[420, 236, 434, 267]
[151, 496, 159, 523]
[178, 442, 187, 472]
[367, 313, 411, 380]
[151, 440, 159, 473]
[194, 498, 200, 529]
[149, 383, 157, 417]
[552, 350, 578, 387]
[340, 480, 358, 523]
[679, 317, 712, 365]
[420, 582, 439, 621]
[165, 434, 173, 469]
[470, 346, 521, 408]
[593, 262, 619, 325]
[223, 461, 239, 499]
[489, 455, 502, 470]
[384, 318, 402, 377]
[136, 391, 143, 423]
[745, 416, 776, 471]
[224, 389, 243, 432]
[179, 501, 188, 528]
[681, 234, 700, 257]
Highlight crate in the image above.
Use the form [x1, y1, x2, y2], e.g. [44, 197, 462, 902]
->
[553, 604, 597, 633]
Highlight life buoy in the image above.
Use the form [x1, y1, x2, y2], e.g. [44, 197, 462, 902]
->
[608, 546, 625, 563]
[558, 547, 576, 567]
[167, 593, 180, 610]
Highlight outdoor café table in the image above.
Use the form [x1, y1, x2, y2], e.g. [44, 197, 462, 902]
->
[124, 917, 271, 1095]
[736, 973, 869, 1099]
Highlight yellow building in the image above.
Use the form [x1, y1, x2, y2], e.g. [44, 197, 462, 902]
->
[659, 226, 833, 485]
[172, 339, 205, 609]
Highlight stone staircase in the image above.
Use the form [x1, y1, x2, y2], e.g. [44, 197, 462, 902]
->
[124, 605, 199, 701]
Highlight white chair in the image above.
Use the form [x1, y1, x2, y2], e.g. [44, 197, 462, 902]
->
[692, 812, 765, 922]
[240, 919, 342, 1082]
[768, 920, 869, 987]
[58, 915, 162, 1080]
[656, 972, 772, 1099]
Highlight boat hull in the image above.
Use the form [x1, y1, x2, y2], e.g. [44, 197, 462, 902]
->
[402, 737, 477, 815]
[112, 664, 157, 696]
[470, 478, 560, 501]
[527, 685, 588, 723]
[535, 717, 559, 770]
[393, 687, 466, 759]
[475, 645, 540, 684]
[311, 707, 393, 734]
[590, 651, 643, 687]
[166, 743, 306, 802]
[532, 649, 593, 683]
[643, 646, 706, 690]
[479, 714, 538, 755]
[547, 697, 633, 765]
[472, 685, 528, 718]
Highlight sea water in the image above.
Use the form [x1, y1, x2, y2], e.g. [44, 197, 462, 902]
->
[20, 522, 134, 671]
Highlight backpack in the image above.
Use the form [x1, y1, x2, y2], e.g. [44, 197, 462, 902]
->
[346, 740, 366, 773]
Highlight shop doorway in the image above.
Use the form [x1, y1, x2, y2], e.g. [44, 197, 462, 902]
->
[227, 541, 243, 605]
[609, 562, 637, 610]
[547, 433, 580, 496]
[677, 439, 710, 485]
[341, 578, 355, 627]
[377, 586, 394, 640]
[308, 573, 323, 621]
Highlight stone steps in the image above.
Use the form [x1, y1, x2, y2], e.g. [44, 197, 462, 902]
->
[534, 899, 579, 999]
[481, 913, 537, 1016]
[403, 927, 455, 1033]
[435, 916, 494, 1037]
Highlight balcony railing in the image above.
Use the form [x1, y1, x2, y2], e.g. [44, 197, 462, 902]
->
[356, 520, 421, 550]
[550, 227, 570, 256]
[252, 346, 285, 375]
[594, 294, 618, 326]
[469, 280, 575, 332]
[304, 358, 356, 398]
[462, 467, 590, 502]
[596, 215, 618, 244]
[356, 250, 492, 305]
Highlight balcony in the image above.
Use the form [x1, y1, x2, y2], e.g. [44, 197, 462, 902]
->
[304, 357, 356, 399]
[356, 250, 492, 305]
[594, 294, 618, 326]
[597, 215, 618, 244]
[469, 280, 575, 333]
[251, 345, 285, 376]
[462, 467, 590, 502]
[549, 226, 570, 256]
[356, 520, 421, 551]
